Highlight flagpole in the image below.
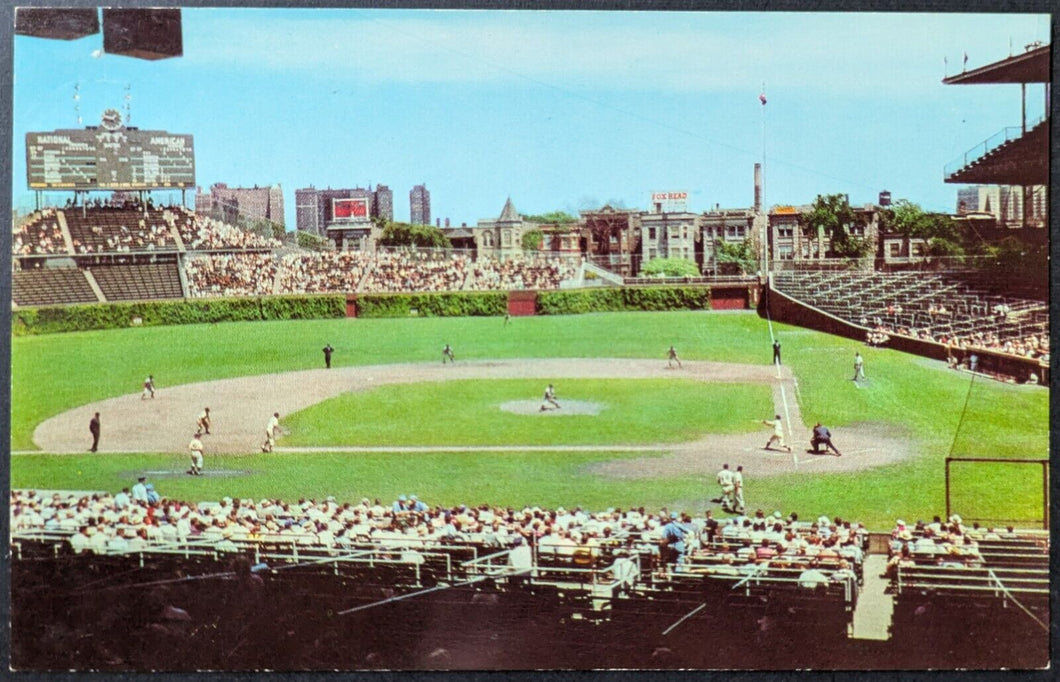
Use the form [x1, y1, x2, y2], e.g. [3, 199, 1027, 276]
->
[760, 82, 768, 275]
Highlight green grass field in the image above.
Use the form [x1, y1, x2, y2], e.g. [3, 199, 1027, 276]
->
[284, 379, 769, 446]
[10, 311, 1049, 529]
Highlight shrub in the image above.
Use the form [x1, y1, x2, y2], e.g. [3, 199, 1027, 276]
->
[356, 292, 506, 318]
[536, 286, 711, 314]
[12, 295, 346, 335]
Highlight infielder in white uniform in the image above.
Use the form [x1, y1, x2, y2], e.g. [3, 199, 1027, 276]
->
[188, 434, 204, 475]
[262, 412, 280, 452]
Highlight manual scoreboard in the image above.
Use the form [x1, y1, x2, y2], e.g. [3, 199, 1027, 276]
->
[26, 109, 195, 190]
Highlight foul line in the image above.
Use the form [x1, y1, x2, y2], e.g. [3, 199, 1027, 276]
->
[765, 292, 797, 467]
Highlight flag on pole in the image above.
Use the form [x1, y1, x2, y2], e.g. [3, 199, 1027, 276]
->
[963, 52, 968, 68]
[759, 91, 767, 106]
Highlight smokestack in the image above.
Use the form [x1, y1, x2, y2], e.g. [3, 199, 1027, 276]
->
[753, 163, 762, 213]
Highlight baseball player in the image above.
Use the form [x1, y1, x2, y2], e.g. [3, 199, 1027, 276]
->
[540, 383, 561, 411]
[262, 412, 280, 452]
[716, 464, 736, 512]
[762, 414, 792, 452]
[732, 465, 746, 514]
[188, 433, 205, 475]
[442, 344, 455, 364]
[667, 345, 682, 368]
[853, 352, 865, 382]
[141, 375, 155, 400]
[196, 407, 212, 436]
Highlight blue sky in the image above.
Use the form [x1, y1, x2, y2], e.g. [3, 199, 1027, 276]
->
[11, 9, 1051, 229]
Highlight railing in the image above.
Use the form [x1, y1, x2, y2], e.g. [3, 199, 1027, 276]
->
[624, 275, 756, 286]
[943, 116, 1047, 177]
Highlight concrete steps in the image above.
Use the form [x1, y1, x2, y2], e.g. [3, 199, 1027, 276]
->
[850, 554, 893, 641]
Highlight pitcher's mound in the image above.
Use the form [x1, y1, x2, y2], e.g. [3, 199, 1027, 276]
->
[500, 400, 605, 416]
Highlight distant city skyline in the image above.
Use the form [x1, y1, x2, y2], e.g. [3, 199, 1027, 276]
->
[11, 9, 1051, 230]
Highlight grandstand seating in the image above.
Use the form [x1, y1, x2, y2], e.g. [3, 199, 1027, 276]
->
[772, 270, 1048, 359]
[12, 268, 99, 306]
[89, 263, 184, 301]
[13, 489, 1052, 669]
[13, 210, 66, 255]
[64, 207, 179, 254]
[884, 520, 1048, 667]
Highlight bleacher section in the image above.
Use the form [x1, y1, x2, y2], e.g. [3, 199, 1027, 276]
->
[89, 263, 184, 301]
[13, 210, 66, 255]
[12, 268, 99, 306]
[772, 270, 1048, 359]
[64, 207, 179, 254]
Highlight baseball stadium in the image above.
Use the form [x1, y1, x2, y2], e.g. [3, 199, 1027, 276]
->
[7, 9, 1052, 672]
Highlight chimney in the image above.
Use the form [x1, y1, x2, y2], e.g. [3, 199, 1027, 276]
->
[753, 163, 762, 213]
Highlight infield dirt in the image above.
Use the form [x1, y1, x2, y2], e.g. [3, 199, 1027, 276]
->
[29, 358, 913, 478]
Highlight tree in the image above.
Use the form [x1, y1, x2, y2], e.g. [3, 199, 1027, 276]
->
[296, 230, 328, 251]
[713, 238, 758, 275]
[641, 257, 700, 277]
[799, 194, 873, 259]
[242, 216, 284, 241]
[377, 222, 451, 248]
[522, 229, 544, 251]
[881, 199, 964, 262]
[524, 211, 577, 225]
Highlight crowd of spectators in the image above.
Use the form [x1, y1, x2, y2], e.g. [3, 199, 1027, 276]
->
[861, 311, 1049, 362]
[883, 514, 1045, 579]
[178, 214, 282, 251]
[71, 221, 175, 254]
[186, 250, 581, 296]
[466, 254, 579, 291]
[184, 253, 277, 298]
[12, 210, 65, 255]
[359, 251, 471, 293]
[277, 251, 372, 294]
[14, 206, 284, 257]
[11, 487, 865, 591]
